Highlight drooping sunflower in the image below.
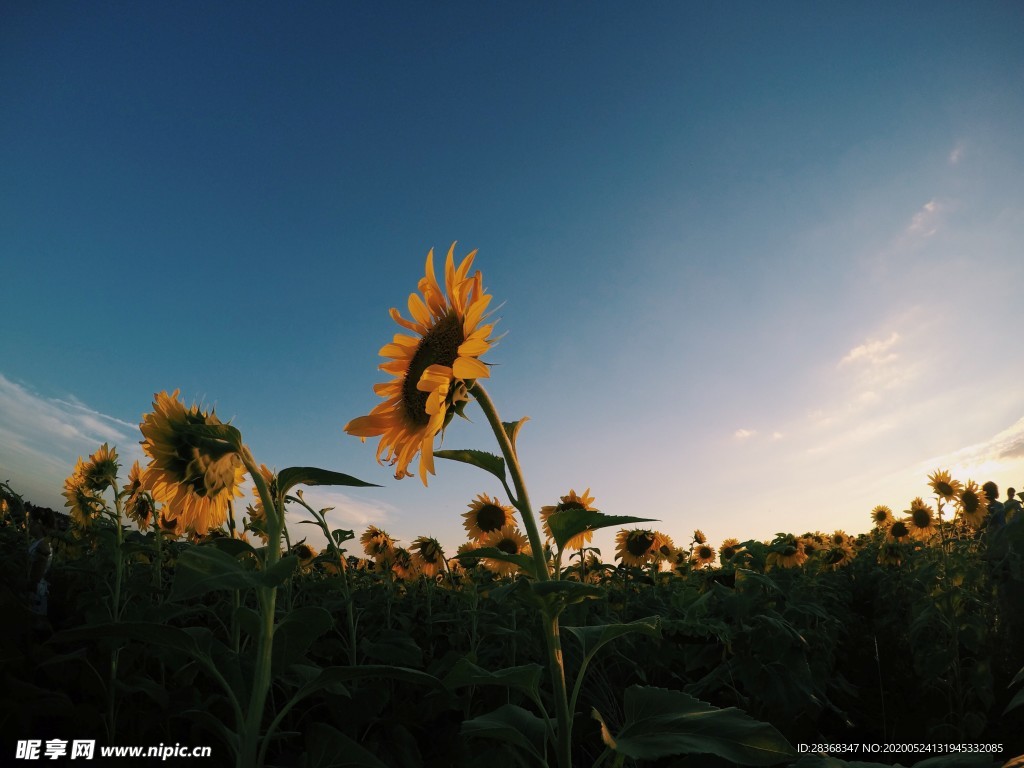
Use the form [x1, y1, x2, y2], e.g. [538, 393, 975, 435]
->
[870, 505, 894, 529]
[822, 545, 855, 570]
[390, 547, 418, 581]
[955, 480, 989, 529]
[540, 488, 599, 550]
[411, 536, 446, 578]
[693, 529, 707, 545]
[84, 443, 120, 492]
[360, 525, 396, 559]
[877, 541, 905, 567]
[887, 519, 912, 542]
[691, 543, 717, 568]
[906, 497, 938, 541]
[928, 469, 962, 502]
[480, 524, 531, 577]
[455, 540, 483, 569]
[293, 543, 318, 570]
[345, 245, 496, 485]
[123, 461, 155, 529]
[63, 459, 103, 529]
[614, 528, 658, 568]
[139, 390, 246, 536]
[463, 493, 517, 542]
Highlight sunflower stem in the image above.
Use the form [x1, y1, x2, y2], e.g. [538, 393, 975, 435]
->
[469, 382, 573, 768]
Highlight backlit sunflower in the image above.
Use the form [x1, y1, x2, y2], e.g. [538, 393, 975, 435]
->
[719, 538, 743, 563]
[411, 536, 446, 578]
[691, 543, 717, 568]
[955, 480, 989, 529]
[345, 244, 496, 485]
[463, 493, 516, 542]
[63, 459, 103, 529]
[877, 541, 904, 567]
[455, 541, 483, 568]
[293, 543, 318, 570]
[887, 519, 911, 542]
[870, 505, 894, 529]
[360, 525, 396, 559]
[391, 547, 418, 581]
[123, 461, 155, 529]
[928, 469, 962, 502]
[693, 529, 707, 545]
[823, 545, 855, 570]
[139, 390, 245, 536]
[84, 443, 120, 492]
[540, 488, 599, 550]
[614, 528, 658, 568]
[766, 534, 807, 570]
[906, 497, 938, 541]
[480, 524, 531, 577]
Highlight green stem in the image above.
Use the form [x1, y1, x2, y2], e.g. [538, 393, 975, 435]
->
[470, 382, 573, 768]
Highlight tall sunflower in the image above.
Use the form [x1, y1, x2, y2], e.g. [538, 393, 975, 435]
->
[123, 461, 155, 529]
[411, 536, 446, 578]
[63, 459, 103, 529]
[766, 534, 807, 570]
[139, 390, 245, 536]
[360, 525, 396, 559]
[540, 488, 599, 550]
[870, 505, 894, 529]
[928, 469, 962, 502]
[718, 538, 744, 563]
[463, 493, 517, 542]
[955, 480, 989, 529]
[906, 497, 938, 541]
[84, 443, 120, 492]
[345, 244, 496, 485]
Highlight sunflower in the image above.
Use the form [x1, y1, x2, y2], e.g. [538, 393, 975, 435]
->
[540, 488, 599, 550]
[614, 528, 658, 568]
[411, 536, 446, 578]
[766, 534, 807, 570]
[62, 460, 103, 529]
[955, 480, 989, 529]
[887, 519, 912, 542]
[718, 538, 743, 563]
[693, 529, 707, 545]
[480, 524, 531, 577]
[463, 493, 517, 542]
[799, 534, 822, 557]
[455, 540, 483, 569]
[928, 469, 962, 502]
[653, 531, 676, 563]
[877, 541, 904, 567]
[293, 543, 318, 570]
[123, 461, 155, 529]
[829, 530, 852, 549]
[139, 390, 245, 536]
[360, 525, 396, 559]
[84, 443, 120, 492]
[822, 545, 855, 570]
[870, 505, 894, 529]
[691, 543, 717, 568]
[158, 508, 184, 538]
[345, 245, 496, 485]
[390, 547, 418, 581]
[906, 497, 938, 541]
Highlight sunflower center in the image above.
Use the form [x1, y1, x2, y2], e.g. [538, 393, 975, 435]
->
[891, 521, 909, 538]
[496, 538, 519, 555]
[476, 504, 507, 533]
[721, 546, 736, 560]
[911, 508, 931, 528]
[936, 482, 954, 497]
[402, 312, 465, 426]
[698, 545, 713, 560]
[626, 532, 654, 557]
[559, 501, 587, 511]
[961, 491, 980, 514]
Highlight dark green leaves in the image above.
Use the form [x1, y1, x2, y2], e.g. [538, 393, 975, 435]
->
[546, 509, 657, 552]
[277, 467, 379, 496]
[169, 546, 298, 601]
[434, 449, 507, 483]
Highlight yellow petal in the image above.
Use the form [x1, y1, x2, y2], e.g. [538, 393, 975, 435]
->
[453, 356, 490, 380]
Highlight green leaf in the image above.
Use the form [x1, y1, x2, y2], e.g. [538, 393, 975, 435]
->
[455, 546, 537, 579]
[272, 606, 334, 675]
[1004, 685, 1024, 715]
[207, 535, 260, 559]
[360, 630, 424, 668]
[462, 704, 549, 766]
[546, 509, 658, 552]
[278, 466, 379, 496]
[177, 421, 244, 454]
[443, 657, 544, 702]
[289, 664, 444, 710]
[169, 546, 261, 601]
[502, 417, 530, 454]
[530, 580, 605, 613]
[597, 685, 795, 765]
[434, 449, 506, 483]
[304, 722, 389, 768]
[564, 616, 661, 662]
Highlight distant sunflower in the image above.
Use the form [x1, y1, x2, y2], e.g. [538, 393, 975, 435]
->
[123, 461, 155, 529]
[766, 535, 807, 570]
[614, 528, 657, 568]
[293, 543, 318, 570]
[540, 488, 598, 550]
[84, 443, 120, 492]
[455, 540, 483, 568]
[956, 480, 989, 529]
[870, 505, 894, 529]
[360, 525, 396, 559]
[345, 244, 496, 485]
[823, 545, 854, 570]
[139, 390, 245, 535]
[829, 530, 852, 549]
[888, 519, 912, 542]
[411, 536, 446, 578]
[691, 543, 717, 568]
[391, 547, 418, 581]
[906, 497, 938, 541]
[693, 529, 707, 545]
[719, 538, 743, 563]
[928, 469, 962, 502]
[877, 541, 904, 567]
[480, 524, 530, 577]
[463, 493, 516, 542]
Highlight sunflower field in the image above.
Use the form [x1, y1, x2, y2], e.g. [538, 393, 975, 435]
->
[3, 246, 1023, 768]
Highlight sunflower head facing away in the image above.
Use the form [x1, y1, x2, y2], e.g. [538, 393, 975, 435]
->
[480, 524, 531, 577]
[139, 390, 245, 536]
[345, 245, 496, 485]
[123, 461, 155, 529]
[540, 488, 598, 550]
[463, 493, 517, 542]
[360, 525, 396, 559]
[63, 459, 103, 529]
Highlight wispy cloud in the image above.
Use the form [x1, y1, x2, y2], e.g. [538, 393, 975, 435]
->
[839, 332, 900, 368]
[948, 140, 965, 166]
[734, 428, 756, 440]
[906, 200, 943, 238]
[916, 416, 1024, 481]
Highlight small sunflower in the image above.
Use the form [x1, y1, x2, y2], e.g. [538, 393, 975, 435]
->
[410, 536, 446, 578]
[877, 541, 904, 567]
[928, 469, 962, 502]
[955, 480, 989, 529]
[540, 488, 598, 550]
[691, 543, 717, 568]
[888, 519, 912, 542]
[766, 534, 807, 570]
[693, 529, 707, 545]
[345, 244, 496, 485]
[158, 508, 184, 538]
[123, 461, 155, 529]
[390, 547, 418, 581]
[870, 505, 894, 529]
[906, 497, 938, 541]
[829, 530, 852, 549]
[62, 460, 103, 529]
[84, 443, 120, 492]
[480, 524, 531, 576]
[614, 528, 657, 568]
[822, 545, 855, 570]
[718, 538, 744, 563]
[455, 540, 483, 568]
[463, 493, 516, 542]
[139, 390, 245, 536]
[360, 525, 397, 559]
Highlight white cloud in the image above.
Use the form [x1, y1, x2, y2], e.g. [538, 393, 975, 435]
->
[948, 141, 965, 166]
[734, 428, 756, 440]
[839, 332, 900, 368]
[916, 416, 1024, 481]
[906, 199, 944, 238]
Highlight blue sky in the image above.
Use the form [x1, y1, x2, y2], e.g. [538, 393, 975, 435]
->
[3, 2, 1023, 559]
